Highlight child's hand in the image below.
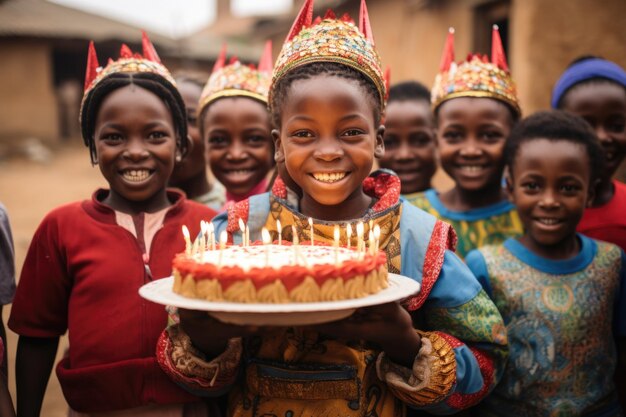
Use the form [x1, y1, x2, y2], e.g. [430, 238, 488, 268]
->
[179, 308, 263, 357]
[308, 302, 422, 368]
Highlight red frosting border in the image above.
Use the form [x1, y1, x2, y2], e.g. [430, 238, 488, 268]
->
[172, 241, 387, 292]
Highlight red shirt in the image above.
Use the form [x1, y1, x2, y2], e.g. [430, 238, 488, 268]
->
[578, 180, 626, 252]
[9, 189, 216, 412]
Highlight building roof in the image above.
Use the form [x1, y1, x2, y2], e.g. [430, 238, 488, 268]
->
[0, 0, 259, 60]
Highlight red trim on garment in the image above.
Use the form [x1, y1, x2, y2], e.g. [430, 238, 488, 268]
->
[226, 199, 250, 240]
[362, 172, 401, 212]
[434, 331, 463, 348]
[271, 176, 288, 200]
[406, 220, 457, 311]
[445, 347, 496, 409]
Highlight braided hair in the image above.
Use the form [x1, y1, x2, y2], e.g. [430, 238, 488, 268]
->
[81, 72, 188, 164]
[270, 62, 383, 128]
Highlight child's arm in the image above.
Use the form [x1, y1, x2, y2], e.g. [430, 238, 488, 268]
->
[15, 336, 59, 417]
[156, 310, 248, 396]
[378, 250, 508, 414]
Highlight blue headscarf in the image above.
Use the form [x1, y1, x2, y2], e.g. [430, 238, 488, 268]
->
[551, 58, 626, 109]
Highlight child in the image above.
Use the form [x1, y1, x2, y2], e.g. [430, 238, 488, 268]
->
[8, 34, 217, 416]
[466, 111, 626, 416]
[409, 27, 523, 258]
[157, 2, 508, 415]
[378, 80, 437, 195]
[200, 43, 275, 210]
[552, 56, 626, 251]
[0, 202, 15, 417]
[169, 72, 226, 210]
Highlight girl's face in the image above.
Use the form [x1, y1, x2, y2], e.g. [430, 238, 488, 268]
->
[509, 139, 592, 259]
[437, 97, 513, 192]
[203, 97, 273, 197]
[274, 75, 384, 220]
[561, 82, 626, 179]
[169, 80, 205, 185]
[94, 85, 178, 213]
[379, 100, 437, 194]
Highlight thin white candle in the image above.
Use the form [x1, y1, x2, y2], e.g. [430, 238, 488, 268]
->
[182, 225, 191, 255]
[238, 218, 246, 246]
[373, 224, 381, 253]
[356, 222, 364, 253]
[368, 230, 374, 255]
[208, 222, 215, 251]
[277, 219, 282, 245]
[218, 230, 227, 267]
[262, 227, 271, 266]
[291, 224, 299, 265]
[334, 224, 340, 266]
[200, 221, 208, 252]
[308, 217, 314, 247]
[346, 223, 352, 250]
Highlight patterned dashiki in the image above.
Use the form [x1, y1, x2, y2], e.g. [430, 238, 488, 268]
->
[466, 235, 626, 417]
[404, 189, 523, 259]
[157, 172, 509, 416]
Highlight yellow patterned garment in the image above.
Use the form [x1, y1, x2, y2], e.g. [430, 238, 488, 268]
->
[405, 189, 523, 259]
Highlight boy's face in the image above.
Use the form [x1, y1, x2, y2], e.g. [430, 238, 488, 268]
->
[561, 82, 626, 179]
[508, 138, 592, 253]
[379, 100, 437, 194]
[437, 97, 512, 192]
[169, 80, 205, 186]
[203, 97, 274, 197]
[274, 75, 384, 215]
[94, 85, 177, 211]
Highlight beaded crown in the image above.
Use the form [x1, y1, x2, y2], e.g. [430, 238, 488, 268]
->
[431, 26, 521, 116]
[80, 32, 175, 119]
[198, 41, 273, 115]
[270, 0, 386, 112]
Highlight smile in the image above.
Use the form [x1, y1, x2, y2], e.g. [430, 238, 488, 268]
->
[457, 164, 485, 173]
[311, 172, 347, 183]
[121, 169, 153, 183]
[535, 217, 562, 226]
[225, 169, 255, 175]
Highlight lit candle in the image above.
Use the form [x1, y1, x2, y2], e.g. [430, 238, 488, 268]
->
[346, 223, 352, 250]
[356, 222, 364, 253]
[200, 221, 208, 252]
[208, 222, 215, 251]
[334, 224, 340, 266]
[262, 227, 271, 266]
[218, 230, 227, 267]
[308, 217, 314, 247]
[373, 224, 381, 253]
[291, 224, 299, 265]
[368, 230, 374, 255]
[238, 218, 246, 246]
[277, 219, 282, 245]
[182, 225, 191, 255]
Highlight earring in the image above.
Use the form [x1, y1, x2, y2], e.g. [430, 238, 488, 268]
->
[175, 153, 182, 162]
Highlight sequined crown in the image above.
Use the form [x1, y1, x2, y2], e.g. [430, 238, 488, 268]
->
[80, 32, 175, 118]
[270, 0, 386, 111]
[198, 41, 273, 114]
[431, 26, 521, 116]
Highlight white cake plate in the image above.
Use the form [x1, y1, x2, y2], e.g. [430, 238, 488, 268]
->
[139, 273, 420, 326]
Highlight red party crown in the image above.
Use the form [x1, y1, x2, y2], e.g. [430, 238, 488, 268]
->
[431, 26, 521, 116]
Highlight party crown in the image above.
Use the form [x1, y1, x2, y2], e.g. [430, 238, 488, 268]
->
[80, 32, 176, 117]
[431, 26, 521, 116]
[198, 41, 273, 114]
[270, 0, 386, 111]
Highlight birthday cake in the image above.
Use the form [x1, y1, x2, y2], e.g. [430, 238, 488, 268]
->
[172, 242, 388, 303]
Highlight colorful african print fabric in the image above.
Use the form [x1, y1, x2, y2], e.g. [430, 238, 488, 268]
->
[405, 189, 523, 259]
[466, 235, 626, 417]
[270, 0, 386, 112]
[157, 172, 509, 415]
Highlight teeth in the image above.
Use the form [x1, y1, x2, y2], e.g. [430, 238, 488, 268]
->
[459, 165, 483, 173]
[537, 218, 559, 225]
[122, 169, 150, 182]
[227, 169, 253, 175]
[312, 172, 346, 183]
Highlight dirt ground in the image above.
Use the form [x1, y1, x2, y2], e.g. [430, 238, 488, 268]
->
[0, 143, 106, 416]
